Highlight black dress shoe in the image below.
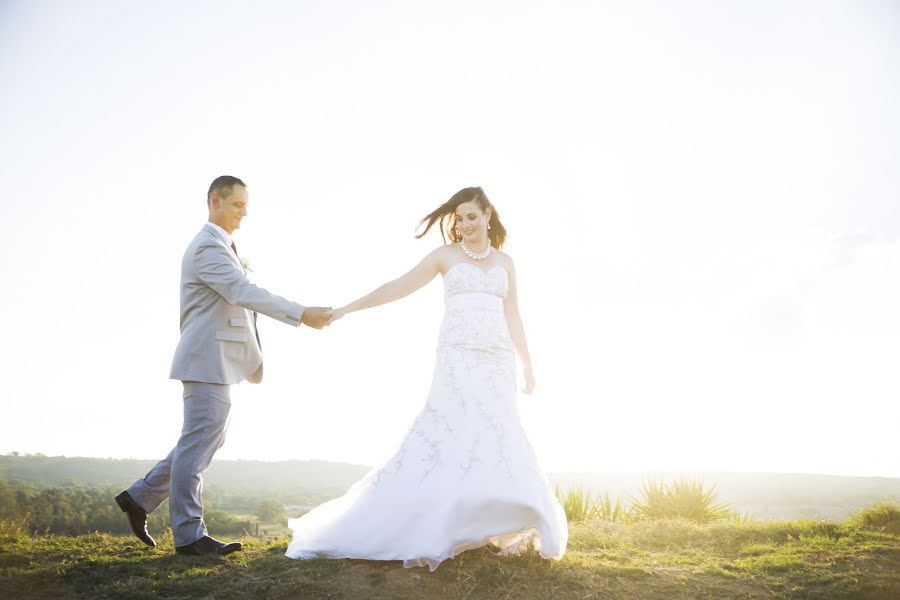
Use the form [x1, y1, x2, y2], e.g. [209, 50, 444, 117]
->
[114, 491, 157, 547]
[175, 535, 243, 556]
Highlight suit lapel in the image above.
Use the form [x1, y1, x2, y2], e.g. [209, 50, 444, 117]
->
[201, 224, 243, 272]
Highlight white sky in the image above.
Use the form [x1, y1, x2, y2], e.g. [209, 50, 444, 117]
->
[1, 0, 898, 477]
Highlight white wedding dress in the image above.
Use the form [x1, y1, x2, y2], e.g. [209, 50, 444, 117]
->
[285, 262, 568, 570]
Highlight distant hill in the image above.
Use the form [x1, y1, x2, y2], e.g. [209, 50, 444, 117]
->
[0, 454, 369, 494]
[2, 454, 898, 520]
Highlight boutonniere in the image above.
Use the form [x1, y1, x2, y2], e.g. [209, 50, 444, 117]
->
[241, 257, 253, 272]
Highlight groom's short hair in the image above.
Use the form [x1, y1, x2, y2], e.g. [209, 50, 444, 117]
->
[207, 175, 247, 206]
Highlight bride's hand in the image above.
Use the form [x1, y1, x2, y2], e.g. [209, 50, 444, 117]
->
[331, 307, 348, 322]
[522, 367, 535, 395]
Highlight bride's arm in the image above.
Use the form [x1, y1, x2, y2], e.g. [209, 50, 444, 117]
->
[335, 248, 443, 318]
[503, 258, 535, 394]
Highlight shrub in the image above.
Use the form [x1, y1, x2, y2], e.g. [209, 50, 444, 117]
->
[255, 499, 287, 525]
[205, 510, 255, 536]
[554, 486, 628, 523]
[629, 478, 734, 524]
[848, 501, 900, 534]
[0, 517, 26, 538]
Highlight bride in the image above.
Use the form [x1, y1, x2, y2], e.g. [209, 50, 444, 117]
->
[285, 187, 568, 570]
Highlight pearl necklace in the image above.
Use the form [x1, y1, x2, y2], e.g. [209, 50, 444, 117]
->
[460, 239, 492, 260]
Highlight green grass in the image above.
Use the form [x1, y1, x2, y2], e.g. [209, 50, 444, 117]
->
[555, 486, 629, 523]
[848, 501, 900, 535]
[2, 510, 898, 600]
[556, 478, 739, 524]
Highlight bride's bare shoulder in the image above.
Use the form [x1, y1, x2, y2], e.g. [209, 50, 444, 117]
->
[424, 243, 459, 271]
[428, 244, 459, 261]
[495, 249, 515, 270]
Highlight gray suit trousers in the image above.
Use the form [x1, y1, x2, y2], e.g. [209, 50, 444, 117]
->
[127, 382, 231, 546]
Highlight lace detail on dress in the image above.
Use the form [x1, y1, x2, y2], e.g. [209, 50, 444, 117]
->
[443, 263, 508, 299]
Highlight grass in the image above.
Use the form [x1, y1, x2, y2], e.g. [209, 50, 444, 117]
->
[1, 509, 898, 599]
[555, 486, 629, 523]
[556, 478, 738, 524]
[848, 501, 900, 535]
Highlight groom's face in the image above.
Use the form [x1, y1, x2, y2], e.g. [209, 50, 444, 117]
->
[213, 186, 249, 234]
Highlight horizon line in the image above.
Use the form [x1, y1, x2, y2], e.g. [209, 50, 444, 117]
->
[3, 452, 897, 480]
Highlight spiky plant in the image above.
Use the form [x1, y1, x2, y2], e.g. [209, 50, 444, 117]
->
[554, 486, 630, 523]
[595, 492, 630, 523]
[629, 478, 734, 524]
[555, 486, 598, 522]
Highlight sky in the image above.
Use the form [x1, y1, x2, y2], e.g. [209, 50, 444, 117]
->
[1, 0, 899, 477]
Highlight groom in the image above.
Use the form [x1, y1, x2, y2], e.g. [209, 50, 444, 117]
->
[115, 175, 333, 556]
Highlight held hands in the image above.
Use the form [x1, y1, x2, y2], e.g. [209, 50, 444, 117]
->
[300, 306, 350, 329]
[301, 307, 334, 329]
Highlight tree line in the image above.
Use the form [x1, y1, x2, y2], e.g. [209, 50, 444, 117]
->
[0, 480, 288, 536]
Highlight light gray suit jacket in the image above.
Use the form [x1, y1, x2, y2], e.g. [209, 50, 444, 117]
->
[169, 224, 305, 385]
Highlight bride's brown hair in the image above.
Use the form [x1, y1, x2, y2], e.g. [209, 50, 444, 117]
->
[415, 187, 508, 250]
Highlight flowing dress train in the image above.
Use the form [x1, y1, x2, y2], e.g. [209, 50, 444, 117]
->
[285, 262, 568, 570]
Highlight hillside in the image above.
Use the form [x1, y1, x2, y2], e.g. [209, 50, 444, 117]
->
[2, 513, 898, 599]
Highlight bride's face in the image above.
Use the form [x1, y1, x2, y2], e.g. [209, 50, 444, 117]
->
[455, 201, 491, 245]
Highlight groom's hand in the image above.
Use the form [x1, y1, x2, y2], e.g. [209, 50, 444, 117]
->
[301, 307, 334, 329]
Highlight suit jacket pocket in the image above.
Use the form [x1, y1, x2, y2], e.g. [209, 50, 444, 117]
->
[216, 331, 249, 343]
[229, 318, 248, 327]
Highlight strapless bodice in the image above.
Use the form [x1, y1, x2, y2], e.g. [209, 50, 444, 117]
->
[439, 262, 511, 352]
[443, 262, 508, 300]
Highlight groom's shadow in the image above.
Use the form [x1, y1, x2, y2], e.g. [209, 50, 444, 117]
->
[51, 536, 411, 599]
[54, 537, 339, 599]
